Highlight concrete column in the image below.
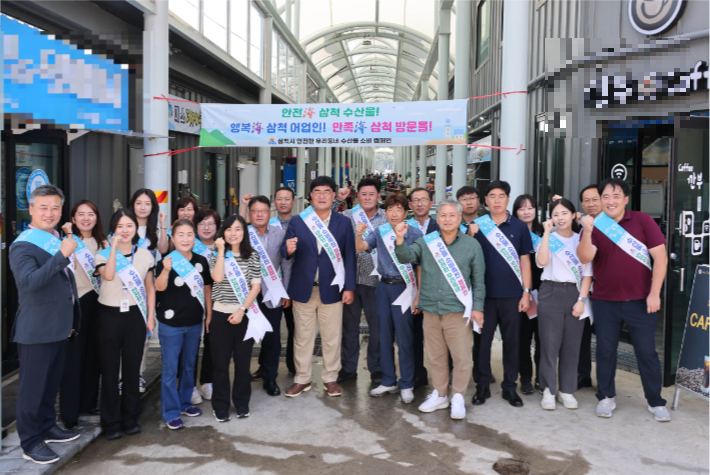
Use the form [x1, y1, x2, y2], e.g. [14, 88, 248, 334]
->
[285, 0, 293, 30]
[258, 16, 274, 197]
[143, 0, 170, 219]
[419, 79, 429, 188]
[451, 0, 471, 194]
[436, 4, 451, 202]
[334, 148, 341, 186]
[325, 147, 332, 179]
[409, 146, 417, 190]
[296, 60, 307, 199]
[499, 0, 530, 199]
[293, 0, 301, 40]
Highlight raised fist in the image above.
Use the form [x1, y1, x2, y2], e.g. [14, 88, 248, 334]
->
[159, 211, 167, 226]
[394, 222, 408, 239]
[581, 215, 594, 232]
[337, 188, 350, 201]
[542, 220, 553, 233]
[286, 237, 298, 256]
[61, 222, 74, 236]
[242, 193, 254, 206]
[60, 237, 78, 258]
[215, 237, 226, 252]
[356, 222, 368, 236]
[162, 256, 172, 272]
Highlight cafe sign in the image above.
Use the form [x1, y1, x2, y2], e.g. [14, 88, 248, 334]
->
[628, 0, 685, 36]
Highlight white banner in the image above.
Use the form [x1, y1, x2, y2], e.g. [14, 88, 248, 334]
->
[168, 94, 202, 134]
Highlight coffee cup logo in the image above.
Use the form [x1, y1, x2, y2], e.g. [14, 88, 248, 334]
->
[628, 0, 684, 36]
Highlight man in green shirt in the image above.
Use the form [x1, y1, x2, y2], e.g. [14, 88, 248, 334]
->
[395, 199, 485, 420]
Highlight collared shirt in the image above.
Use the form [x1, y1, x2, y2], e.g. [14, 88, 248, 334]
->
[410, 217, 431, 233]
[474, 213, 533, 299]
[279, 216, 293, 232]
[395, 231, 486, 315]
[537, 232, 593, 283]
[365, 225, 423, 279]
[586, 209, 665, 301]
[253, 225, 292, 307]
[342, 207, 388, 287]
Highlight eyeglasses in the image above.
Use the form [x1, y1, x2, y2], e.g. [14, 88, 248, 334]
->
[311, 190, 333, 197]
[487, 195, 507, 202]
[250, 210, 270, 215]
[459, 197, 478, 203]
[410, 199, 430, 204]
[198, 222, 216, 228]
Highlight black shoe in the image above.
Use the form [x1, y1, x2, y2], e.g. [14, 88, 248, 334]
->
[471, 386, 491, 405]
[62, 421, 79, 430]
[413, 375, 428, 389]
[264, 379, 281, 396]
[578, 376, 593, 389]
[213, 410, 230, 422]
[87, 408, 101, 415]
[45, 425, 80, 443]
[370, 371, 383, 385]
[105, 430, 123, 441]
[502, 390, 524, 407]
[520, 380, 534, 395]
[490, 375, 496, 384]
[124, 424, 141, 435]
[236, 407, 250, 418]
[337, 369, 358, 383]
[251, 366, 264, 381]
[22, 442, 60, 464]
[535, 381, 543, 394]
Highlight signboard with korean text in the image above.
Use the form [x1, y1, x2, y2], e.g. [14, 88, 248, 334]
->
[168, 94, 201, 134]
[199, 100, 468, 148]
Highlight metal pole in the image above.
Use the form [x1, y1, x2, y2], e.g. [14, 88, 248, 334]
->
[419, 79, 429, 188]
[317, 88, 326, 176]
[334, 148, 341, 186]
[258, 15, 274, 197]
[0, 5, 4, 448]
[436, 4, 451, 202]
[499, 0, 531, 199]
[325, 147, 332, 179]
[452, 0, 471, 194]
[409, 146, 416, 191]
[285, 0, 293, 30]
[143, 0, 170, 220]
[293, 0, 301, 40]
[296, 60, 307, 199]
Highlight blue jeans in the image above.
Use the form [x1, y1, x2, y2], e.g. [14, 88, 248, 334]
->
[159, 323, 202, 422]
[376, 281, 415, 389]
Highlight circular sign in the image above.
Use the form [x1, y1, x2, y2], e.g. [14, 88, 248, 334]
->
[15, 167, 31, 211]
[611, 163, 628, 180]
[26, 169, 51, 205]
[628, 0, 684, 36]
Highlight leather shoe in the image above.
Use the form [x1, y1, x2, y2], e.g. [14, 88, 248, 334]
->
[337, 369, 358, 383]
[264, 379, 281, 396]
[413, 375, 428, 389]
[578, 376, 593, 389]
[105, 430, 123, 441]
[370, 371, 383, 385]
[251, 366, 264, 381]
[471, 386, 491, 405]
[45, 425, 80, 443]
[285, 382, 311, 397]
[124, 424, 141, 435]
[22, 442, 60, 464]
[502, 390, 524, 407]
[324, 381, 342, 397]
[520, 380, 534, 395]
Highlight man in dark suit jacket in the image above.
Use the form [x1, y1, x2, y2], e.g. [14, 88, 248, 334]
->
[281, 176, 356, 398]
[9, 185, 81, 464]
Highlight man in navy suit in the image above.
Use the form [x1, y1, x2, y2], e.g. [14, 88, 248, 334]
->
[281, 176, 356, 398]
[9, 185, 81, 464]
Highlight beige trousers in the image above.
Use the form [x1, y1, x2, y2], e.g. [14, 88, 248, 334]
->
[422, 311, 473, 396]
[292, 287, 344, 384]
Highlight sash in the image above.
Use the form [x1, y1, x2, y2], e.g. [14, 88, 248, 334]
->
[593, 211, 652, 270]
[407, 217, 429, 233]
[223, 250, 272, 343]
[530, 231, 542, 252]
[422, 231, 480, 333]
[460, 224, 468, 233]
[166, 251, 205, 310]
[299, 206, 346, 291]
[268, 217, 283, 229]
[378, 223, 417, 313]
[193, 238, 212, 259]
[474, 215, 523, 286]
[70, 236, 101, 294]
[16, 228, 63, 256]
[547, 234, 593, 321]
[97, 247, 149, 322]
[248, 226, 289, 307]
[351, 204, 380, 278]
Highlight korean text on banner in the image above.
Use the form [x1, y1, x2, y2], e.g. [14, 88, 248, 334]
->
[199, 100, 469, 148]
[168, 94, 202, 134]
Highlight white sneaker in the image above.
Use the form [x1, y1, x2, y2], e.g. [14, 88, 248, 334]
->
[139, 377, 146, 393]
[541, 388, 556, 410]
[418, 389, 450, 413]
[400, 388, 414, 404]
[450, 393, 466, 420]
[648, 405, 671, 422]
[197, 383, 213, 401]
[596, 397, 616, 418]
[191, 387, 203, 405]
[557, 392, 578, 409]
[370, 384, 399, 397]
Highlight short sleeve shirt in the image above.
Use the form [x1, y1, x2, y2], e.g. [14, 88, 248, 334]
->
[365, 225, 423, 279]
[587, 210, 665, 301]
[155, 253, 213, 327]
[537, 232, 593, 283]
[94, 247, 155, 308]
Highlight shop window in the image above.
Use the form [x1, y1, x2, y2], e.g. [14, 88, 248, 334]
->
[169, 0, 199, 30]
[476, 0, 490, 68]
[203, 0, 228, 50]
[229, 0, 249, 65]
[249, 5, 263, 77]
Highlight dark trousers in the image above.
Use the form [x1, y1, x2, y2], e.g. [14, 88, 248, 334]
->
[193, 332, 213, 386]
[376, 282, 415, 389]
[341, 284, 380, 374]
[473, 297, 521, 391]
[61, 292, 101, 425]
[98, 305, 146, 432]
[17, 340, 68, 452]
[210, 310, 254, 411]
[578, 318, 594, 380]
[519, 311, 540, 384]
[256, 295, 284, 381]
[591, 299, 666, 407]
[283, 304, 296, 375]
[412, 311, 429, 381]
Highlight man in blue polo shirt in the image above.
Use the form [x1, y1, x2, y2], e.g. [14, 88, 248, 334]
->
[471, 180, 533, 408]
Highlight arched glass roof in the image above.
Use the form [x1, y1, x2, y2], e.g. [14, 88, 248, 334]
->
[277, 0, 455, 103]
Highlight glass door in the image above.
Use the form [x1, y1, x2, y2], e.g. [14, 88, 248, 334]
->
[665, 115, 710, 384]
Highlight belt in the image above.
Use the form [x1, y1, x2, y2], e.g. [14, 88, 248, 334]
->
[543, 280, 577, 287]
[381, 276, 406, 285]
[313, 281, 319, 287]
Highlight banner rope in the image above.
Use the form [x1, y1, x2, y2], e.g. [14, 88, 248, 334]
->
[144, 146, 200, 158]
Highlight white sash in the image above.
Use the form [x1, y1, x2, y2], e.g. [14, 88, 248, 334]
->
[422, 231, 480, 333]
[378, 223, 417, 313]
[548, 234, 593, 321]
[351, 204, 380, 279]
[299, 206, 346, 291]
[97, 247, 149, 322]
[268, 217, 283, 229]
[192, 238, 213, 259]
[166, 251, 205, 310]
[474, 215, 523, 286]
[248, 226, 289, 307]
[593, 211, 652, 270]
[70, 236, 101, 294]
[406, 217, 425, 232]
[223, 250, 272, 343]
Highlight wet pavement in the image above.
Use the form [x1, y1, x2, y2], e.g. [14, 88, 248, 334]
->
[55, 339, 708, 475]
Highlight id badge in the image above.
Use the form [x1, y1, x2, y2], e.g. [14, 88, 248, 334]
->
[120, 299, 130, 313]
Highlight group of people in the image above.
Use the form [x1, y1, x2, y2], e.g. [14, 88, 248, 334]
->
[10, 171, 670, 465]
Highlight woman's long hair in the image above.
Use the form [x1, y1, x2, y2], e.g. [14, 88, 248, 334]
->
[217, 214, 253, 259]
[129, 188, 159, 251]
[512, 194, 544, 237]
[108, 209, 140, 245]
[70, 200, 107, 250]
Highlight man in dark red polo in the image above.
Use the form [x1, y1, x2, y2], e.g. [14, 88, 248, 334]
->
[578, 178, 669, 422]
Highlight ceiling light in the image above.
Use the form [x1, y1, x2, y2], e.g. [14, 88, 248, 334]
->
[362, 39, 372, 46]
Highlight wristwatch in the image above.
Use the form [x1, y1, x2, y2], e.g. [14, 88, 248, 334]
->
[523, 288, 531, 294]
[578, 297, 588, 303]
[240, 307, 248, 313]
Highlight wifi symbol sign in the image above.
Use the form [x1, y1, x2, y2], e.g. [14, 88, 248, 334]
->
[611, 164, 628, 180]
